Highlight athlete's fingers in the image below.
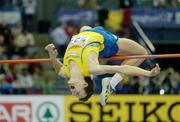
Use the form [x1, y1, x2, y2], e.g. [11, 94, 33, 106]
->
[155, 63, 161, 71]
[45, 44, 53, 50]
[50, 44, 56, 51]
[45, 44, 56, 52]
[45, 44, 50, 50]
[153, 64, 160, 74]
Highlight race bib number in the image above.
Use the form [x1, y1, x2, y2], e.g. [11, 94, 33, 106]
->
[70, 35, 89, 47]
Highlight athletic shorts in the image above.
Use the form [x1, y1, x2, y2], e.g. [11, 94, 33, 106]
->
[90, 26, 119, 58]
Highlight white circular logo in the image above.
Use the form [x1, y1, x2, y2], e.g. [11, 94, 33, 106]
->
[36, 102, 60, 122]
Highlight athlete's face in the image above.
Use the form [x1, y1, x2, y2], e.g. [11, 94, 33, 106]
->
[68, 80, 88, 99]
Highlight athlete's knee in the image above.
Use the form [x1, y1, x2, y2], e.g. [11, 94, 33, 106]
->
[141, 47, 148, 55]
[80, 26, 92, 32]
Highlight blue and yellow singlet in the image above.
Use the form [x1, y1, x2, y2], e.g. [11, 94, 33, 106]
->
[63, 26, 119, 77]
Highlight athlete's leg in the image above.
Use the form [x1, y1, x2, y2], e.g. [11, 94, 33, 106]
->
[100, 38, 148, 105]
[111, 38, 148, 90]
[110, 38, 148, 84]
[116, 38, 148, 66]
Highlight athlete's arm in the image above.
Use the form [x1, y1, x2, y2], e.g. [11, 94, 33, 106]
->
[95, 64, 160, 77]
[45, 44, 66, 77]
[87, 52, 160, 77]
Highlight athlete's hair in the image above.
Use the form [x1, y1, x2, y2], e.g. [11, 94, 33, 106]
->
[79, 76, 94, 101]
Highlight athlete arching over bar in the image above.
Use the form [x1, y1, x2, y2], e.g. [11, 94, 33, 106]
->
[45, 26, 160, 105]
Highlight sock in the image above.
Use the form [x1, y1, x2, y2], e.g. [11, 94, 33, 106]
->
[110, 73, 123, 89]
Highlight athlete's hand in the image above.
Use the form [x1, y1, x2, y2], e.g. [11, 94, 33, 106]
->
[45, 44, 58, 60]
[149, 64, 161, 77]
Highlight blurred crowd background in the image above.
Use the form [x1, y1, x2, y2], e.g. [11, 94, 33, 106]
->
[0, 0, 179, 95]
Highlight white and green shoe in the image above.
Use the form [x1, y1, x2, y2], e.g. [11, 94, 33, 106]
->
[100, 78, 115, 106]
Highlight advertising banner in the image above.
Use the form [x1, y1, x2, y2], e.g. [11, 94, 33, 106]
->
[57, 8, 180, 28]
[131, 8, 180, 28]
[57, 8, 97, 26]
[64, 95, 180, 122]
[0, 95, 179, 122]
[0, 95, 64, 122]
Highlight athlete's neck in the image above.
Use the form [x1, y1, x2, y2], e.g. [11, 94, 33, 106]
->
[69, 60, 84, 82]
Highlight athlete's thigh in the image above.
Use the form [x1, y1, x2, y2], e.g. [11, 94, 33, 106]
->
[116, 38, 147, 55]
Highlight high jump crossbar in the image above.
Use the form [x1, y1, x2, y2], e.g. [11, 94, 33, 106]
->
[0, 54, 180, 64]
